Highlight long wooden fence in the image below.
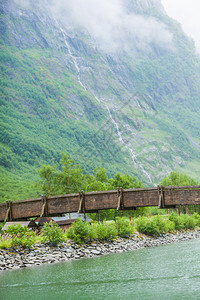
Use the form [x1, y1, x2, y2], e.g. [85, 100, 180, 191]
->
[1, 185, 200, 222]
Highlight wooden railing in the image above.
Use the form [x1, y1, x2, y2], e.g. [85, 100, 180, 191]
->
[1, 185, 200, 222]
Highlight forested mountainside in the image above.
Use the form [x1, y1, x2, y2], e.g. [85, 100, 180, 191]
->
[1, 0, 200, 201]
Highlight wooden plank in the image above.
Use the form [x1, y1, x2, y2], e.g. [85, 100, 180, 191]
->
[47, 194, 80, 215]
[85, 190, 118, 211]
[123, 188, 158, 208]
[1, 186, 200, 221]
[164, 189, 200, 206]
[0, 203, 8, 222]
[11, 199, 43, 219]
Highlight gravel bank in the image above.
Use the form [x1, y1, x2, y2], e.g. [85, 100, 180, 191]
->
[1, 229, 200, 272]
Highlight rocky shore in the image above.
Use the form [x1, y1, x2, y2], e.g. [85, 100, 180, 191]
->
[1, 229, 200, 272]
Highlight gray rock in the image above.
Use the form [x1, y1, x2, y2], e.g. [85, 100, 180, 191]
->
[91, 250, 101, 255]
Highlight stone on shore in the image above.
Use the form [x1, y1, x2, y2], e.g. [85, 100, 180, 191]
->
[0, 228, 200, 272]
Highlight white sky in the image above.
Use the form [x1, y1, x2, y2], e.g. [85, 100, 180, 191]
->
[161, 0, 200, 51]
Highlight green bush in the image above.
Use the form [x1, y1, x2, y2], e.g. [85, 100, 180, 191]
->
[41, 221, 65, 246]
[192, 213, 200, 226]
[136, 215, 175, 236]
[0, 238, 12, 249]
[179, 214, 196, 229]
[6, 224, 36, 248]
[136, 217, 160, 236]
[169, 213, 184, 230]
[95, 223, 117, 240]
[169, 213, 198, 230]
[67, 219, 90, 244]
[153, 215, 175, 233]
[115, 217, 133, 237]
[67, 214, 199, 242]
[67, 220, 117, 243]
[0, 223, 4, 232]
[104, 223, 117, 240]
[165, 220, 175, 232]
[11, 232, 36, 248]
[6, 224, 28, 236]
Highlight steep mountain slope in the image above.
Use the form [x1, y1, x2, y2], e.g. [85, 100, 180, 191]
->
[1, 0, 200, 201]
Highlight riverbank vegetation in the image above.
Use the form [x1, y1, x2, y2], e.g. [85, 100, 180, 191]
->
[1, 153, 200, 248]
[1, 213, 200, 248]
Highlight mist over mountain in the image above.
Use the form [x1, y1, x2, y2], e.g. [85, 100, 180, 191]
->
[48, 0, 174, 54]
[1, 0, 200, 200]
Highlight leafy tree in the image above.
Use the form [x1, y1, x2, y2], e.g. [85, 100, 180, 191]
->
[60, 152, 75, 192]
[160, 171, 198, 186]
[37, 152, 146, 221]
[38, 164, 57, 196]
[109, 172, 143, 189]
[94, 167, 108, 183]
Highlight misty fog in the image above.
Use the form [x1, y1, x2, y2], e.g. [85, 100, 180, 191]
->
[12, 0, 175, 54]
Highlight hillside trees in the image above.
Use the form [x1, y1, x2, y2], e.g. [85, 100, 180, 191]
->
[160, 171, 198, 186]
[38, 152, 143, 196]
[160, 171, 199, 214]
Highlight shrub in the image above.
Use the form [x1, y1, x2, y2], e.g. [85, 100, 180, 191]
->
[67, 219, 90, 244]
[0, 237, 12, 249]
[192, 213, 200, 226]
[41, 221, 65, 246]
[165, 220, 175, 232]
[6, 224, 36, 248]
[7, 224, 28, 236]
[136, 217, 160, 236]
[95, 223, 117, 240]
[169, 213, 184, 230]
[104, 223, 117, 240]
[179, 214, 196, 229]
[153, 215, 175, 233]
[115, 217, 132, 237]
[0, 223, 4, 232]
[169, 213, 198, 230]
[67, 220, 117, 243]
[11, 232, 36, 248]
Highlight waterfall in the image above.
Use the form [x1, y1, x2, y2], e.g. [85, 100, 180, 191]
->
[60, 27, 87, 91]
[105, 104, 124, 144]
[57, 24, 152, 183]
[105, 104, 152, 183]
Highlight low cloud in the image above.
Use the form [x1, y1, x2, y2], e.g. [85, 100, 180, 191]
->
[13, 0, 174, 54]
[49, 0, 175, 54]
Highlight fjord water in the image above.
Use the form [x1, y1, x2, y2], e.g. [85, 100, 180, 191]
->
[1, 239, 200, 300]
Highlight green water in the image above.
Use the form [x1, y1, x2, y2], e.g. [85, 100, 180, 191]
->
[1, 239, 200, 300]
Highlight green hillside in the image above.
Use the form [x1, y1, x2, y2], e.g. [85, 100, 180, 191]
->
[0, 0, 200, 202]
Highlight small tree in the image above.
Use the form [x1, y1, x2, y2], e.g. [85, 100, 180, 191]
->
[38, 164, 57, 196]
[60, 152, 74, 193]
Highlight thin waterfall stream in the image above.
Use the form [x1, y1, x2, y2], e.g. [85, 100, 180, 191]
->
[58, 25, 152, 183]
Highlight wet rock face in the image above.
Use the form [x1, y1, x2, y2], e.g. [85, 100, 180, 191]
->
[1, 0, 200, 185]
[1, 229, 200, 272]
